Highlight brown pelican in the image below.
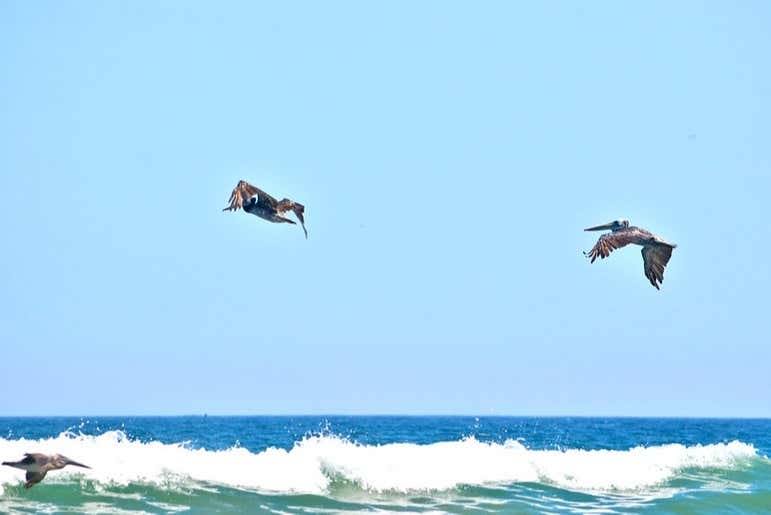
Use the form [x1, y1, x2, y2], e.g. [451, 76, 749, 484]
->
[584, 219, 677, 289]
[2, 453, 91, 488]
[223, 180, 307, 238]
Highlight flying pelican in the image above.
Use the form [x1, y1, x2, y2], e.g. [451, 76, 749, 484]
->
[584, 219, 677, 289]
[2, 453, 91, 488]
[223, 180, 307, 238]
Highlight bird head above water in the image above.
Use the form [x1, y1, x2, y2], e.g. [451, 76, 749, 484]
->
[49, 454, 91, 470]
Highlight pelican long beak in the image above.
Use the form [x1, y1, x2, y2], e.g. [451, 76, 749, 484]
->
[65, 459, 91, 469]
[584, 222, 615, 231]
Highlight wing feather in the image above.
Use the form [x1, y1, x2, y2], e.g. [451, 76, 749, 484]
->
[222, 180, 278, 212]
[641, 244, 674, 290]
[584, 232, 636, 263]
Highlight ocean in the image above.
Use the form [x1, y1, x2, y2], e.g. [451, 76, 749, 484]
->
[0, 416, 768, 513]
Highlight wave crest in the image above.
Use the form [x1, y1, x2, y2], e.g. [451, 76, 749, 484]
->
[0, 431, 758, 494]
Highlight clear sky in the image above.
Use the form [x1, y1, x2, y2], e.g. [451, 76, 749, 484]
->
[1, 1, 769, 416]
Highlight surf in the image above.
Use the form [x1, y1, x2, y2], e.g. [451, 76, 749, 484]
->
[0, 430, 760, 496]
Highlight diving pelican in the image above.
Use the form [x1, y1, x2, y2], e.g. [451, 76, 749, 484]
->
[3, 453, 91, 488]
[223, 180, 307, 238]
[584, 219, 677, 289]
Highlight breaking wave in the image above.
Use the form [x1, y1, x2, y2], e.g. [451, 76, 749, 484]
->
[0, 431, 759, 496]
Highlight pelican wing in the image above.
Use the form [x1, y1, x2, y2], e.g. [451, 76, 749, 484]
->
[24, 470, 46, 488]
[277, 199, 307, 238]
[641, 244, 674, 290]
[584, 232, 637, 263]
[21, 454, 38, 465]
[222, 180, 278, 212]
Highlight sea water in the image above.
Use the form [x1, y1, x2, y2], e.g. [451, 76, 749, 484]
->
[0, 417, 769, 513]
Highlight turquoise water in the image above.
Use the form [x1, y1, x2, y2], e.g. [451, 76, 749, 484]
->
[1, 417, 769, 513]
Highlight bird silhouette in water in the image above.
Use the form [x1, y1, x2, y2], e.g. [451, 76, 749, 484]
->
[3, 453, 91, 488]
[584, 219, 677, 289]
[223, 180, 307, 238]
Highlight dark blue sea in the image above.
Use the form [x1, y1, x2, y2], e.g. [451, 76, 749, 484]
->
[1, 417, 769, 513]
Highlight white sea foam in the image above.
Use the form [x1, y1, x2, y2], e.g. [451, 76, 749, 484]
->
[0, 431, 758, 496]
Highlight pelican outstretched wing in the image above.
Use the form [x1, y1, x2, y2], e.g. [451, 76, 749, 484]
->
[222, 180, 278, 212]
[642, 244, 674, 290]
[20, 454, 37, 465]
[584, 232, 637, 263]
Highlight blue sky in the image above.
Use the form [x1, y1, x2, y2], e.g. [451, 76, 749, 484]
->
[1, 1, 769, 416]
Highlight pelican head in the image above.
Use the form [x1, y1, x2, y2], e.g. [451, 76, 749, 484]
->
[54, 455, 90, 469]
[584, 219, 629, 232]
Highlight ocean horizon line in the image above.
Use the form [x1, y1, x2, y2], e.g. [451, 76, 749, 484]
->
[2, 414, 769, 420]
